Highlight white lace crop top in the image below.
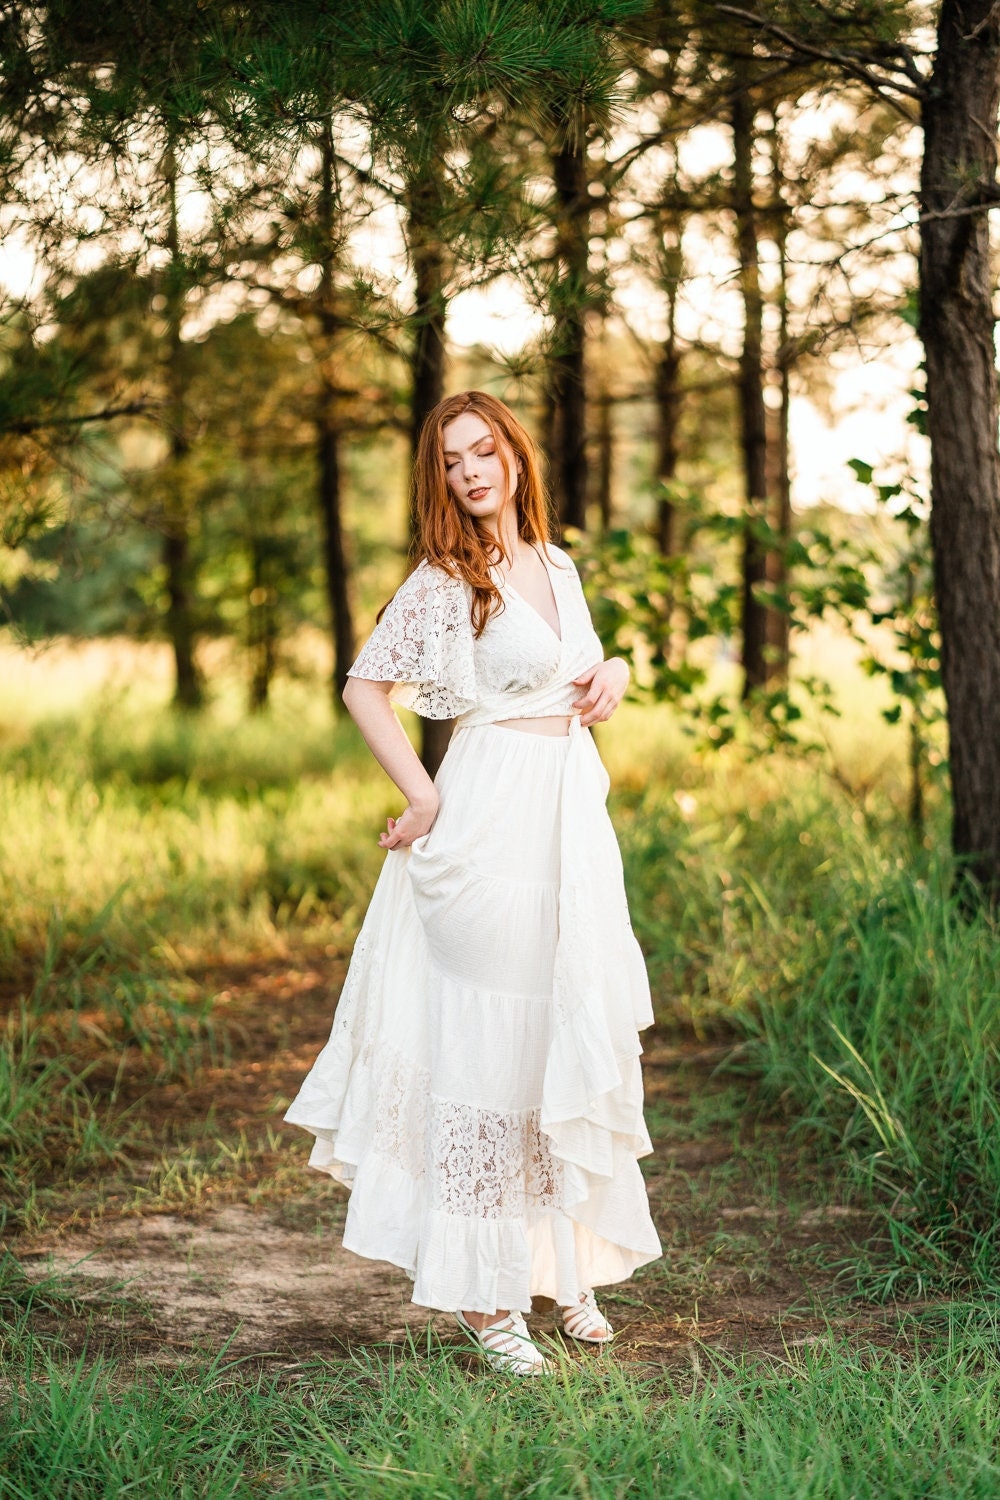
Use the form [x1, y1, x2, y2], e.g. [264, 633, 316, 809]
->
[347, 544, 604, 726]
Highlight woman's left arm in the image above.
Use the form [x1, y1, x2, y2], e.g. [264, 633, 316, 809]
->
[571, 657, 630, 727]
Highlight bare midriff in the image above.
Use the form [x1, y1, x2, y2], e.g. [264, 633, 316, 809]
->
[493, 715, 574, 737]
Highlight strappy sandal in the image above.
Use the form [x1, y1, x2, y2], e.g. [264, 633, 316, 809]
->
[455, 1310, 551, 1376]
[559, 1290, 614, 1345]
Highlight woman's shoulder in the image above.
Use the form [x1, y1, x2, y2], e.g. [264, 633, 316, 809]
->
[390, 558, 471, 617]
[543, 542, 582, 578]
[397, 557, 468, 595]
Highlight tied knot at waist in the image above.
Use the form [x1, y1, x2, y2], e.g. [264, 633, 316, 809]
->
[456, 682, 587, 731]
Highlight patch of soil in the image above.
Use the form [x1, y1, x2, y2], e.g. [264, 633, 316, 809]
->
[23, 1204, 451, 1363]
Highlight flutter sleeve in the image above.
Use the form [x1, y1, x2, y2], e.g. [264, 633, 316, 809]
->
[347, 561, 478, 719]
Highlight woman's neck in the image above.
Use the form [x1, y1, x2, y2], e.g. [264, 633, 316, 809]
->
[481, 504, 522, 562]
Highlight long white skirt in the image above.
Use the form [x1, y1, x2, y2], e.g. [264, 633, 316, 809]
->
[284, 718, 662, 1313]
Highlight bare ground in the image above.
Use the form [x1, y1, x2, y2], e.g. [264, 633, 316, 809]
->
[9, 957, 904, 1372]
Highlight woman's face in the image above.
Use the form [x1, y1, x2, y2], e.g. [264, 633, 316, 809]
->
[441, 411, 518, 527]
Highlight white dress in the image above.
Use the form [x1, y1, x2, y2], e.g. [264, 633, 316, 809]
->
[284, 545, 662, 1313]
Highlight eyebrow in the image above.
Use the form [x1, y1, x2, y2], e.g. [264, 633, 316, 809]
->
[442, 436, 495, 458]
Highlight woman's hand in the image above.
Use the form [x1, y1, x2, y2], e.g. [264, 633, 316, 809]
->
[572, 658, 630, 727]
[379, 792, 440, 850]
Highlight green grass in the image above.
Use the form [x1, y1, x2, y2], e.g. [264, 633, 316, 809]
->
[740, 866, 1000, 1297]
[0, 1004, 136, 1221]
[2, 1312, 1000, 1498]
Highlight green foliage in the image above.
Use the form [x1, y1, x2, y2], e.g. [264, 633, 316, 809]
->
[605, 702, 1000, 1295]
[572, 506, 873, 752]
[0, 695, 388, 984]
[848, 459, 944, 827]
[742, 866, 1000, 1296]
[571, 459, 943, 788]
[2, 1319, 1000, 1497]
[571, 518, 723, 702]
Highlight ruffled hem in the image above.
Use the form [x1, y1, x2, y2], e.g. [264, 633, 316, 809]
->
[308, 1152, 659, 1312]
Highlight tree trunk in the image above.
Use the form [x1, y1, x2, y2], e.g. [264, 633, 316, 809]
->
[919, 0, 1000, 898]
[408, 164, 448, 477]
[248, 539, 277, 714]
[549, 133, 590, 532]
[162, 129, 202, 710]
[766, 124, 792, 682]
[163, 528, 201, 710]
[594, 379, 613, 531]
[317, 406, 354, 700]
[317, 120, 355, 706]
[654, 220, 684, 558]
[406, 158, 452, 777]
[731, 66, 770, 700]
[904, 564, 924, 838]
[653, 345, 681, 558]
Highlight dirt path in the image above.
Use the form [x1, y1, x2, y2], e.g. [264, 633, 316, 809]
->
[12, 960, 896, 1370]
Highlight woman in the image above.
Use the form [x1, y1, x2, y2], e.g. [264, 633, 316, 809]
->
[285, 391, 661, 1375]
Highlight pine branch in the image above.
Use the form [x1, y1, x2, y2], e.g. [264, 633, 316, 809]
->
[0, 399, 159, 436]
[713, 4, 924, 117]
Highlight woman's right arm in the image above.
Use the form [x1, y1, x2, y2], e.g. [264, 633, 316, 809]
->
[342, 677, 440, 849]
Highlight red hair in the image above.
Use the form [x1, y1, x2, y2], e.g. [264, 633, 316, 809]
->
[410, 391, 555, 637]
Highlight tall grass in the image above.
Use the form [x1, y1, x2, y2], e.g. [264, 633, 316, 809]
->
[0, 696, 389, 976]
[2, 1314, 999, 1498]
[0, 1005, 135, 1220]
[741, 867, 1000, 1296]
[609, 716, 1000, 1294]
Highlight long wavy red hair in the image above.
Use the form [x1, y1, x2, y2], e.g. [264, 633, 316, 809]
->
[410, 391, 555, 637]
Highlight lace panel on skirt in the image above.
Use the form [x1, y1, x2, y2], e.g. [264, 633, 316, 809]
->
[370, 1048, 562, 1219]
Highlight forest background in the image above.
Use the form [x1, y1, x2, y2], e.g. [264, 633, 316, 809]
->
[3, 2, 1000, 1496]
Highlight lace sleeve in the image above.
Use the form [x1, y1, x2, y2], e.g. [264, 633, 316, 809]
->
[347, 562, 478, 719]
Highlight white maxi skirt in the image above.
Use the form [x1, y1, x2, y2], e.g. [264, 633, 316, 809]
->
[284, 717, 662, 1312]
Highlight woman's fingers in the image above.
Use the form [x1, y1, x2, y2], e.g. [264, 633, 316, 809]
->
[580, 688, 620, 725]
[574, 659, 628, 723]
[379, 805, 436, 848]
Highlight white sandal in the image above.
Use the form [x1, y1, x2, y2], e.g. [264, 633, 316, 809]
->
[455, 1310, 551, 1375]
[560, 1290, 614, 1344]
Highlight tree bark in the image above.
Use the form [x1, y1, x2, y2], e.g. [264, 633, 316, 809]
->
[731, 66, 770, 700]
[317, 120, 355, 706]
[406, 158, 452, 778]
[162, 129, 202, 711]
[248, 539, 277, 714]
[163, 528, 201, 709]
[595, 395, 612, 530]
[549, 133, 590, 532]
[407, 164, 448, 477]
[317, 406, 354, 701]
[919, 0, 1000, 897]
[654, 219, 684, 558]
[653, 345, 682, 558]
[766, 122, 792, 682]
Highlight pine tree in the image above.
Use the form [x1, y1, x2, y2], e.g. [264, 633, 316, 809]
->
[716, 0, 1000, 895]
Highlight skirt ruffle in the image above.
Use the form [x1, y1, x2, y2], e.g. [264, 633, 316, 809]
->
[284, 719, 662, 1312]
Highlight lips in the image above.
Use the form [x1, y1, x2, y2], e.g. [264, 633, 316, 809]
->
[467, 487, 490, 501]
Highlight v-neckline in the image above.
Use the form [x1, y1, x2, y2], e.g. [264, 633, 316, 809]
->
[500, 548, 563, 644]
